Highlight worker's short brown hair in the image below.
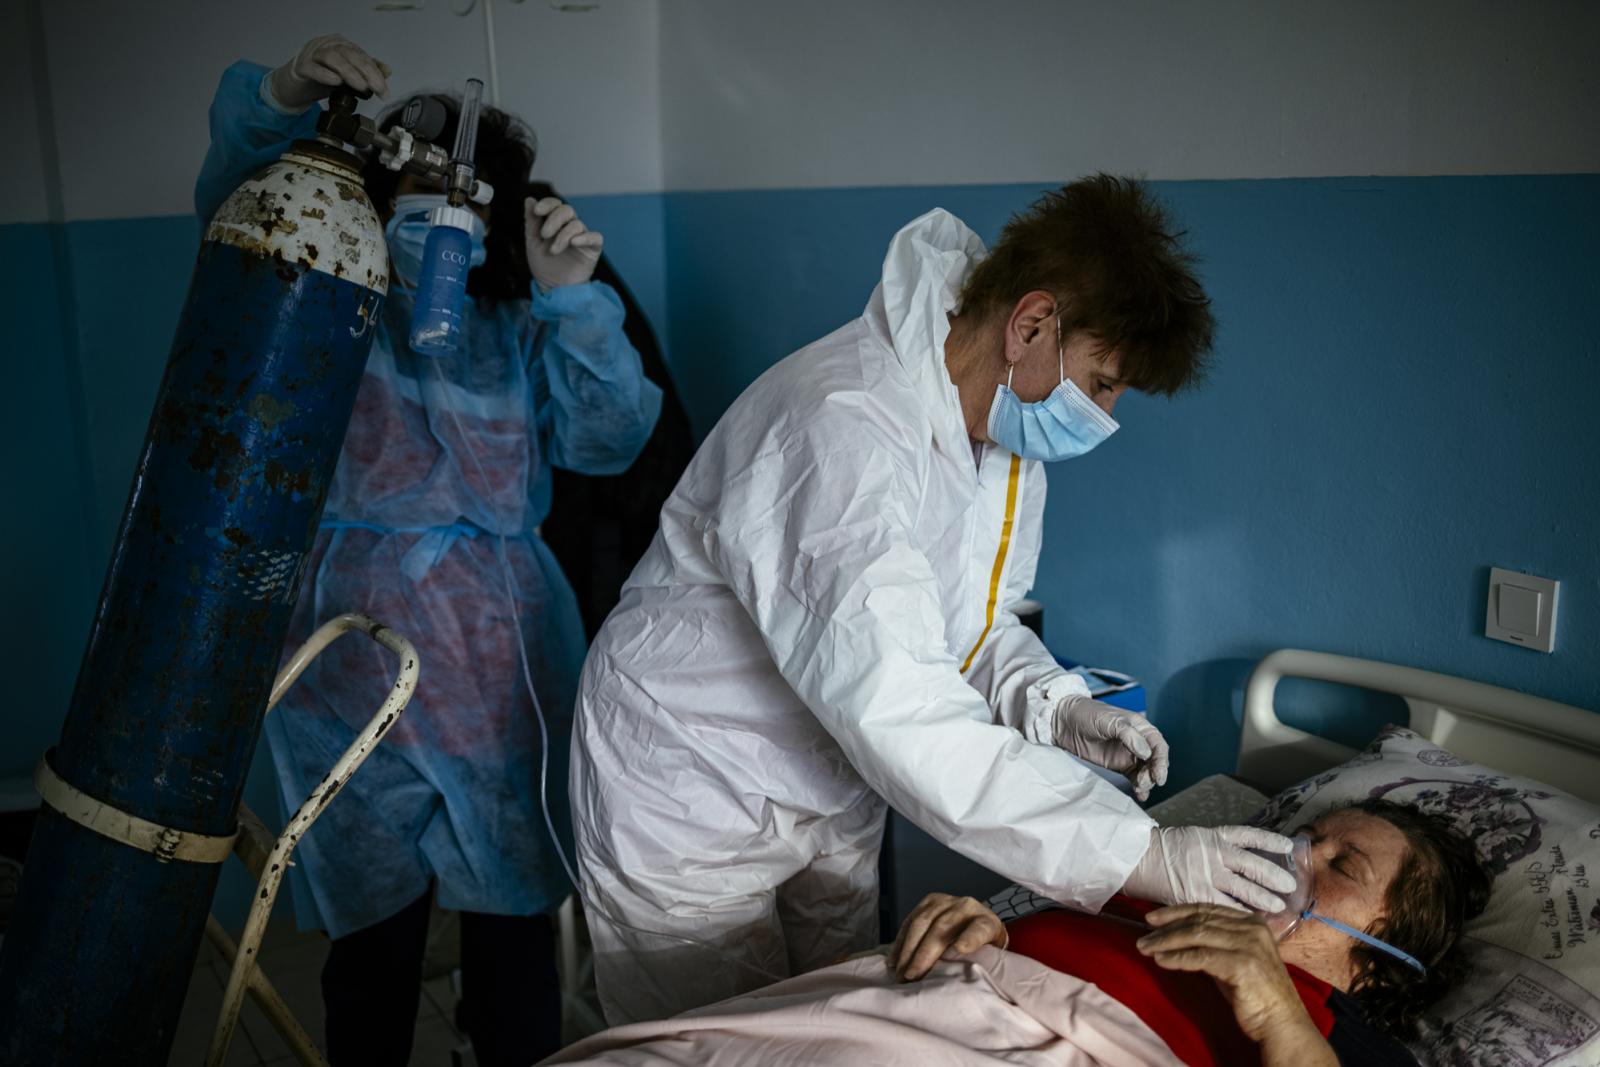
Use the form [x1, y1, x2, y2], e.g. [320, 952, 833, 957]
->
[958, 175, 1215, 396]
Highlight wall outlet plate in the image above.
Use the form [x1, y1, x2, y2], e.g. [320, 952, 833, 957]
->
[1486, 567, 1559, 653]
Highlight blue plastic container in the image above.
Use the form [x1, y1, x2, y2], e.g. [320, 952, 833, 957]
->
[409, 208, 478, 354]
[1055, 657, 1147, 713]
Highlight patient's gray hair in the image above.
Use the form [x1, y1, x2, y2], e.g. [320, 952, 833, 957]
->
[1336, 799, 1489, 1036]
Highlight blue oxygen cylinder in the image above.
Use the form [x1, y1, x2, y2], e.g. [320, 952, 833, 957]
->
[409, 205, 481, 354]
[0, 137, 387, 1064]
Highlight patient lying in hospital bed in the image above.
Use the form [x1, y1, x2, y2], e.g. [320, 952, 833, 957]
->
[541, 799, 1487, 1066]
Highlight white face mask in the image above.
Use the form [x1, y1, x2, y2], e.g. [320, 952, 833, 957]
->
[985, 317, 1119, 462]
[384, 194, 487, 289]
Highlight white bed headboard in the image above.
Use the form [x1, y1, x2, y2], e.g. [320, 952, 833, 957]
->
[1237, 649, 1600, 804]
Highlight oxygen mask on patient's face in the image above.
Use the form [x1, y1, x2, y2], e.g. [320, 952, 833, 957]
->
[1255, 832, 1427, 974]
[1258, 834, 1315, 940]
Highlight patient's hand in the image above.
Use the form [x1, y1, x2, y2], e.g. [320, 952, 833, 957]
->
[890, 893, 1008, 981]
[1137, 904, 1337, 1067]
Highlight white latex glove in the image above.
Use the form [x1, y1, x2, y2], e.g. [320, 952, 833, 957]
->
[1053, 694, 1170, 801]
[1122, 825, 1296, 914]
[525, 197, 604, 292]
[264, 34, 390, 114]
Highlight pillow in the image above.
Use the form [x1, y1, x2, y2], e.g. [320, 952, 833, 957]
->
[1251, 724, 1600, 1067]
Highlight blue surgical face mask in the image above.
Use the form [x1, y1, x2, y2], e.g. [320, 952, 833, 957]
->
[985, 317, 1119, 462]
[385, 193, 487, 290]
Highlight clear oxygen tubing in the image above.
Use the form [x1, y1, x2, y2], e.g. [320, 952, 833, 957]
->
[480, 0, 501, 107]
[1304, 910, 1427, 974]
[423, 351, 789, 985]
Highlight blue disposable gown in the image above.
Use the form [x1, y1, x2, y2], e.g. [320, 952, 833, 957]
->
[196, 62, 662, 937]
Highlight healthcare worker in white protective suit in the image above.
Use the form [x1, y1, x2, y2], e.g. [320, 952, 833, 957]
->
[571, 176, 1297, 1023]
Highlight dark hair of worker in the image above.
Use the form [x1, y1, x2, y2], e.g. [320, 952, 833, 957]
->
[958, 173, 1217, 398]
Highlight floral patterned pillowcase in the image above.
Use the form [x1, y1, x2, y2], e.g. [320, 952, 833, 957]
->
[1252, 724, 1600, 1067]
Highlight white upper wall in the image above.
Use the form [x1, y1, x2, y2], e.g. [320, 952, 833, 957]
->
[14, 0, 1598, 224]
[2, 2, 54, 225]
[36, 0, 662, 222]
[659, 0, 1600, 191]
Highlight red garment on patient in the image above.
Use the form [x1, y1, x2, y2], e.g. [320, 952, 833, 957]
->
[1004, 897, 1335, 1067]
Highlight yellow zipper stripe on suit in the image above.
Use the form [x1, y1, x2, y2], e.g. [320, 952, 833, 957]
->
[960, 453, 1022, 674]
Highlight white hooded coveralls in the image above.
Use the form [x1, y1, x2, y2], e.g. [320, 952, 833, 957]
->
[570, 209, 1155, 1023]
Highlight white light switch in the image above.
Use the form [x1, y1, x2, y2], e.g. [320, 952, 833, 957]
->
[1498, 585, 1541, 636]
[1486, 567, 1559, 652]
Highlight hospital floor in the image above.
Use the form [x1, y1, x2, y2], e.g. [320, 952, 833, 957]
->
[168, 927, 467, 1066]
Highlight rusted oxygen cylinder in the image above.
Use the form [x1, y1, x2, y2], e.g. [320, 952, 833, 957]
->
[0, 128, 387, 1063]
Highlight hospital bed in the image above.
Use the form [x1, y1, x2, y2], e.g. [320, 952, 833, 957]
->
[1152, 647, 1600, 822]
[1151, 648, 1600, 1066]
[553, 647, 1600, 1066]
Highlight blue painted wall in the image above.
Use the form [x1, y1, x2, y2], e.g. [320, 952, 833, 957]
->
[663, 175, 1600, 797]
[0, 223, 96, 785]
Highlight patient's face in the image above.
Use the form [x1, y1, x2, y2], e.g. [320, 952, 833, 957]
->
[1276, 809, 1409, 990]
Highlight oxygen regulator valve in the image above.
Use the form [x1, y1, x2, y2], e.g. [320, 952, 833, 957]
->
[315, 89, 494, 208]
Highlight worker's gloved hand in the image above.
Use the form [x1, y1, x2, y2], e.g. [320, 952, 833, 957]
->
[265, 34, 390, 114]
[526, 197, 604, 292]
[1052, 695, 1170, 801]
[1122, 826, 1296, 914]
